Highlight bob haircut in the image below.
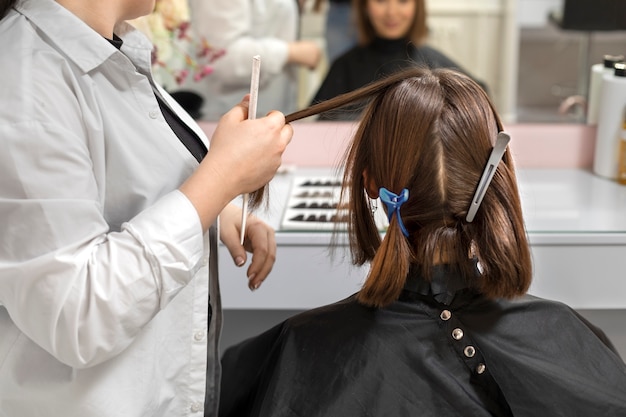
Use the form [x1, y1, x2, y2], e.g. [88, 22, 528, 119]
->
[286, 67, 532, 308]
[353, 0, 428, 46]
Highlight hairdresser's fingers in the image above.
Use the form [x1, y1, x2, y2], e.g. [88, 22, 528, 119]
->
[264, 110, 294, 146]
[244, 217, 276, 290]
[222, 95, 251, 122]
[218, 204, 248, 268]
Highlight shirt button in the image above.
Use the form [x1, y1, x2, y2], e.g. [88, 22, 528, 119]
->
[201, 257, 208, 266]
[194, 331, 206, 342]
[476, 363, 486, 374]
[190, 402, 203, 413]
[464, 345, 476, 358]
[452, 328, 464, 340]
[149, 109, 159, 119]
[440, 310, 451, 321]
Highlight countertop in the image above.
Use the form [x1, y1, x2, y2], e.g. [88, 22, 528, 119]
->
[219, 168, 626, 310]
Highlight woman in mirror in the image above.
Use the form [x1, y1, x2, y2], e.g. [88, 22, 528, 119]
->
[219, 67, 626, 417]
[311, 0, 486, 120]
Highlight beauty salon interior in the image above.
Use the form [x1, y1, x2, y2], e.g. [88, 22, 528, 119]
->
[198, 0, 626, 358]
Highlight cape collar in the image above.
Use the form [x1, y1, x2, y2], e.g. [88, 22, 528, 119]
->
[403, 261, 481, 305]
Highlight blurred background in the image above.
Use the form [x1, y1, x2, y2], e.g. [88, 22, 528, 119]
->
[296, 0, 626, 124]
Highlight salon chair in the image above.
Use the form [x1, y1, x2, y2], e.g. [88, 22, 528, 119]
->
[170, 90, 204, 120]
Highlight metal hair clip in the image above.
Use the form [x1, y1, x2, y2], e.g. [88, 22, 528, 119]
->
[465, 132, 511, 223]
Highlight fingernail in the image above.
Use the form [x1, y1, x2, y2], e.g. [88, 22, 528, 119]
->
[235, 256, 245, 267]
[248, 274, 258, 291]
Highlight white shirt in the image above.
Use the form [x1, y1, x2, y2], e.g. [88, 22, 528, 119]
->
[185, 0, 299, 120]
[0, 1, 221, 416]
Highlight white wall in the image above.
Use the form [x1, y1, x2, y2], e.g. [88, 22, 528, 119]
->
[518, 0, 563, 26]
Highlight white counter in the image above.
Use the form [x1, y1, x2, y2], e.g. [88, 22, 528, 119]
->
[219, 168, 626, 310]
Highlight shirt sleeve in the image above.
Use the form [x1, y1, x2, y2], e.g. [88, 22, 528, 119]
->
[0, 120, 205, 369]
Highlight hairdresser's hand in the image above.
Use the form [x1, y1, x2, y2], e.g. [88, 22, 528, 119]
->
[180, 97, 292, 231]
[288, 40, 322, 70]
[219, 204, 276, 290]
[206, 97, 292, 196]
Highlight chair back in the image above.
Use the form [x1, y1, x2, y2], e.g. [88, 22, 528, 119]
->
[559, 0, 626, 31]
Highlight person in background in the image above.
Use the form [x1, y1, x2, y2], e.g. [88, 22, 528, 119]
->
[0, 0, 292, 416]
[219, 67, 626, 416]
[185, 0, 323, 120]
[311, 0, 485, 120]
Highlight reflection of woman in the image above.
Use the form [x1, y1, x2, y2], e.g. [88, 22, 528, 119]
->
[312, 0, 484, 120]
[219, 68, 626, 416]
[186, 0, 322, 120]
[0, 0, 291, 415]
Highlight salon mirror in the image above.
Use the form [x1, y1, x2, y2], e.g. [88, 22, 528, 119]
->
[190, 0, 626, 124]
[515, 0, 626, 123]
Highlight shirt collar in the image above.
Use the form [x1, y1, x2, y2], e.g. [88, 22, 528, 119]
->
[15, 0, 153, 74]
[106, 34, 124, 50]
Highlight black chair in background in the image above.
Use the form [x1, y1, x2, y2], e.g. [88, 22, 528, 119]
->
[551, 0, 626, 31]
[170, 90, 204, 120]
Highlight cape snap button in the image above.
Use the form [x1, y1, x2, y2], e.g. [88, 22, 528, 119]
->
[452, 328, 464, 340]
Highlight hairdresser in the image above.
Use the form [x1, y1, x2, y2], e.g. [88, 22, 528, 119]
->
[0, 0, 292, 416]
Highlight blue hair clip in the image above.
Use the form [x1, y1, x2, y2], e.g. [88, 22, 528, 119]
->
[379, 187, 410, 237]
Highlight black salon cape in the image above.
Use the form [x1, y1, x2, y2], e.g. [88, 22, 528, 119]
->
[220, 264, 626, 417]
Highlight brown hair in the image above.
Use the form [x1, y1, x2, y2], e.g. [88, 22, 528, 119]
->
[0, 0, 17, 20]
[286, 67, 532, 308]
[353, 0, 428, 46]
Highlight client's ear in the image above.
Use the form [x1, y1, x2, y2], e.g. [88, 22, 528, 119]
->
[362, 170, 379, 199]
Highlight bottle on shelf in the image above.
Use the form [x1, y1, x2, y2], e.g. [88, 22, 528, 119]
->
[593, 63, 626, 180]
[587, 54, 624, 126]
[617, 107, 626, 185]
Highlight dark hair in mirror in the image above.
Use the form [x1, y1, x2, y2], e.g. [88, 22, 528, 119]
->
[0, 0, 17, 20]
[286, 67, 532, 307]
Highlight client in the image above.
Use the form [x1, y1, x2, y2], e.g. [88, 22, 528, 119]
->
[220, 67, 626, 417]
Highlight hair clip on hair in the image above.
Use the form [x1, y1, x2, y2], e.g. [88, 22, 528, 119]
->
[379, 187, 410, 237]
[466, 132, 511, 222]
